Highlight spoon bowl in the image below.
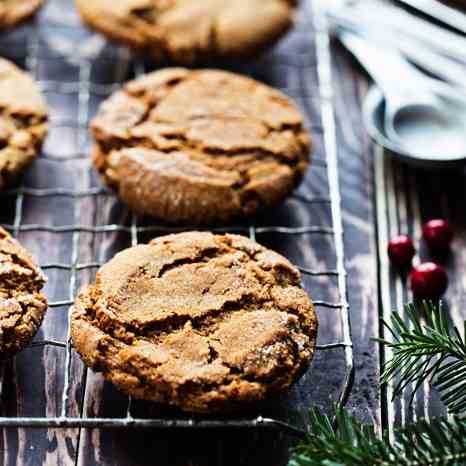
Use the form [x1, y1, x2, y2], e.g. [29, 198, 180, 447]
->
[363, 87, 466, 169]
[335, 29, 466, 168]
[391, 101, 466, 160]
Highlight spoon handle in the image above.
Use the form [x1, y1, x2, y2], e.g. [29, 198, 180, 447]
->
[396, 0, 466, 35]
[327, 0, 466, 64]
[337, 31, 425, 96]
[328, 10, 466, 90]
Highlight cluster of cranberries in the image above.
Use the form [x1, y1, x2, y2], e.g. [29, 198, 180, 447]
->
[388, 219, 453, 300]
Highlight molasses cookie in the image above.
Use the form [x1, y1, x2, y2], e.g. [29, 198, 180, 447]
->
[75, 0, 297, 64]
[0, 58, 48, 190]
[71, 231, 318, 413]
[0, 0, 44, 31]
[0, 227, 48, 358]
[91, 68, 311, 224]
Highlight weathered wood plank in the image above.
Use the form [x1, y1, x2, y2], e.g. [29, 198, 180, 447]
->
[330, 44, 381, 427]
[376, 156, 466, 432]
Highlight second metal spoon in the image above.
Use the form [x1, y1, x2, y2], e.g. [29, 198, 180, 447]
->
[338, 30, 466, 165]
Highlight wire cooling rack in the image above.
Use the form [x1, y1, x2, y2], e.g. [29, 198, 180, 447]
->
[0, 0, 353, 435]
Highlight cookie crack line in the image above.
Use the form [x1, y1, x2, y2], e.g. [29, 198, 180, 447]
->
[150, 246, 225, 280]
[97, 120, 309, 177]
[0, 253, 46, 295]
[0, 246, 42, 272]
[114, 344, 306, 395]
[87, 239, 310, 344]
[133, 134, 305, 164]
[0, 227, 47, 358]
[1, 292, 46, 334]
[79, 287, 305, 347]
[86, 321, 309, 397]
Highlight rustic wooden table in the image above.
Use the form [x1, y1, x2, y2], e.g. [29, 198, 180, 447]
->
[1, 0, 464, 465]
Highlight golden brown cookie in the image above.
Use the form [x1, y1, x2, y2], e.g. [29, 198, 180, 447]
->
[0, 227, 48, 358]
[91, 68, 311, 224]
[71, 232, 318, 413]
[0, 0, 44, 31]
[0, 58, 48, 190]
[75, 0, 297, 64]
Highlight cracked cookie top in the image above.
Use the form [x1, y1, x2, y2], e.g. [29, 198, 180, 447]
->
[71, 231, 317, 412]
[0, 0, 43, 31]
[75, 0, 296, 64]
[0, 227, 48, 358]
[0, 58, 48, 190]
[92, 68, 311, 224]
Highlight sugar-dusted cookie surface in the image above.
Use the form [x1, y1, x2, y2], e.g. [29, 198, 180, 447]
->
[71, 232, 318, 412]
[0, 58, 48, 190]
[91, 68, 311, 224]
[0, 227, 48, 358]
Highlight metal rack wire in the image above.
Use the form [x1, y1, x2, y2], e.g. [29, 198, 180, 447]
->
[0, 0, 353, 435]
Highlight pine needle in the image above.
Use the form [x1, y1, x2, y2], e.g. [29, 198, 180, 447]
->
[289, 407, 466, 466]
[377, 301, 466, 414]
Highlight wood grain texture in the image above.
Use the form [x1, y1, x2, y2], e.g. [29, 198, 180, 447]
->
[375, 151, 466, 435]
[330, 43, 381, 427]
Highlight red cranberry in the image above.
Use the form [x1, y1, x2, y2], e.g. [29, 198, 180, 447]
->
[422, 219, 453, 252]
[410, 262, 448, 299]
[388, 235, 416, 267]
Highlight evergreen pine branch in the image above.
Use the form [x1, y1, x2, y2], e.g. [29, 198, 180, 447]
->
[377, 301, 466, 414]
[289, 407, 466, 466]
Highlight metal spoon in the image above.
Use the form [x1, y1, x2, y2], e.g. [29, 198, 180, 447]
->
[396, 0, 466, 35]
[363, 88, 465, 169]
[338, 30, 466, 165]
[327, 8, 466, 90]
